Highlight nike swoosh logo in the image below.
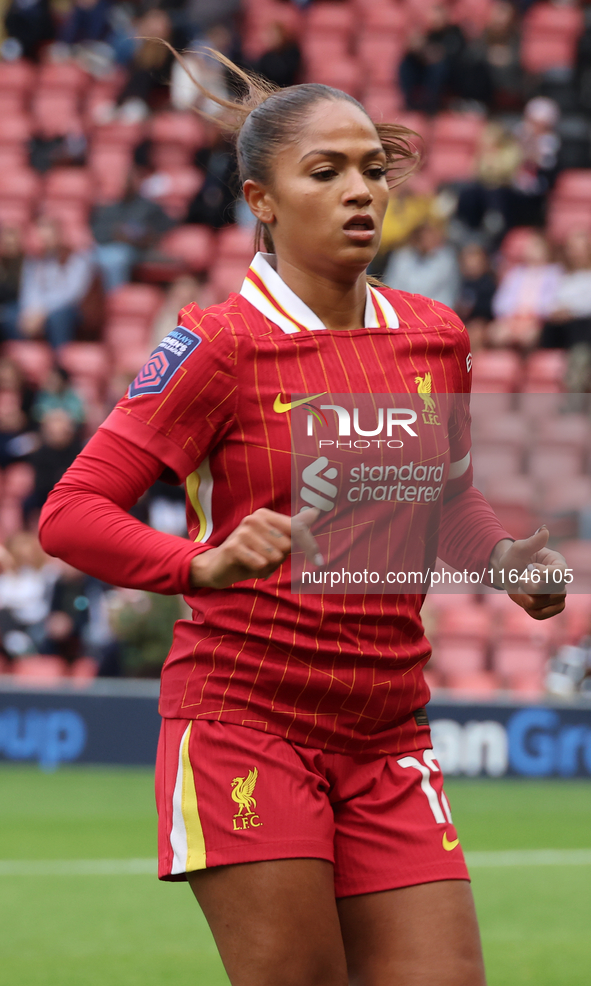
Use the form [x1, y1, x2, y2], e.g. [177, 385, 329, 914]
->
[442, 832, 460, 851]
[273, 392, 327, 413]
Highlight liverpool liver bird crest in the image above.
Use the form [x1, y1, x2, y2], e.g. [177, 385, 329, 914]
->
[231, 768, 258, 815]
[415, 372, 436, 412]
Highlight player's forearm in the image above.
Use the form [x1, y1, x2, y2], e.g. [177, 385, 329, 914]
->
[40, 486, 206, 595]
[438, 485, 513, 578]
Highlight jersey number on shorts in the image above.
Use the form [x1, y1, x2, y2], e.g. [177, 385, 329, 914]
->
[397, 750, 453, 825]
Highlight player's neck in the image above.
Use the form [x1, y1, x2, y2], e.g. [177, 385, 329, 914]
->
[274, 255, 367, 332]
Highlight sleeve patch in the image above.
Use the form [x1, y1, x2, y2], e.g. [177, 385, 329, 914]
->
[128, 327, 202, 398]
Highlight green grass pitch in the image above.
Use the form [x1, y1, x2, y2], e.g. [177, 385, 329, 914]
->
[1, 766, 590, 986]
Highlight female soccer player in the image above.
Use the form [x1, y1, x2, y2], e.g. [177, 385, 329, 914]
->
[40, 57, 566, 986]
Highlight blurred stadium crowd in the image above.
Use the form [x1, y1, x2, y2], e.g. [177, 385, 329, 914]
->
[0, 0, 591, 696]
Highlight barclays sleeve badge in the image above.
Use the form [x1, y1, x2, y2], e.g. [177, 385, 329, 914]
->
[128, 327, 202, 398]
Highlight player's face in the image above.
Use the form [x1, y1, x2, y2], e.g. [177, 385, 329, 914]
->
[246, 100, 389, 281]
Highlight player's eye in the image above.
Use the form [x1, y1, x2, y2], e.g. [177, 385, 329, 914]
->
[366, 166, 387, 180]
[311, 169, 338, 181]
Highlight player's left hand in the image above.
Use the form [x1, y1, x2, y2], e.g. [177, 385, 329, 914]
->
[490, 527, 567, 621]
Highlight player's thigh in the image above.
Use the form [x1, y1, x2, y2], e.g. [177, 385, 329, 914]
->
[337, 879, 486, 986]
[189, 858, 349, 986]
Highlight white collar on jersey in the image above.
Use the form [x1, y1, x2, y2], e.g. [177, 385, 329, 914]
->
[240, 252, 399, 335]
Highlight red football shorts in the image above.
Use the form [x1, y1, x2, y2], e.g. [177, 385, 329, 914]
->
[156, 718, 469, 896]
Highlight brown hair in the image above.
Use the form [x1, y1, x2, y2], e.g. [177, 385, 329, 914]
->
[161, 43, 420, 253]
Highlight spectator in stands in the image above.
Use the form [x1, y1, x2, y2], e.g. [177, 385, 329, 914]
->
[456, 122, 522, 239]
[41, 561, 91, 664]
[151, 274, 211, 346]
[541, 229, 591, 349]
[91, 166, 176, 290]
[170, 23, 232, 114]
[489, 230, 561, 348]
[0, 228, 24, 342]
[253, 21, 301, 89]
[25, 408, 81, 520]
[58, 0, 111, 45]
[0, 532, 57, 661]
[187, 131, 238, 228]
[0, 391, 30, 471]
[18, 217, 94, 349]
[32, 366, 86, 426]
[4, 0, 54, 59]
[106, 587, 186, 677]
[0, 357, 36, 428]
[382, 221, 460, 309]
[458, 0, 523, 110]
[456, 243, 497, 350]
[114, 8, 174, 119]
[376, 176, 441, 261]
[399, 3, 466, 114]
[510, 97, 561, 227]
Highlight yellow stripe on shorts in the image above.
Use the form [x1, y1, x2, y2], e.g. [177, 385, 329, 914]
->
[180, 723, 207, 870]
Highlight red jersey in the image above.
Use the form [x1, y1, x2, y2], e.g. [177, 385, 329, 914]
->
[91, 252, 509, 754]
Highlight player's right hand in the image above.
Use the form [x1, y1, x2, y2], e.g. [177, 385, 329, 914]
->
[189, 507, 321, 589]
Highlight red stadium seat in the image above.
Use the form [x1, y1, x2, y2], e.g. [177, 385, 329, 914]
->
[0, 168, 41, 206]
[552, 169, 591, 204]
[431, 112, 485, 152]
[485, 475, 537, 540]
[217, 224, 256, 263]
[41, 200, 90, 228]
[452, 0, 493, 38]
[107, 284, 164, 320]
[71, 657, 99, 681]
[493, 642, 548, 679]
[104, 317, 153, 351]
[471, 444, 523, 489]
[149, 111, 209, 167]
[356, 1, 408, 34]
[425, 146, 477, 185]
[357, 37, 405, 85]
[303, 36, 351, 73]
[518, 391, 564, 420]
[38, 60, 90, 96]
[111, 343, 153, 376]
[43, 167, 93, 204]
[0, 201, 32, 227]
[472, 412, 529, 451]
[433, 641, 486, 676]
[159, 225, 217, 274]
[541, 476, 591, 513]
[88, 145, 131, 204]
[362, 87, 404, 122]
[436, 603, 491, 644]
[90, 120, 146, 148]
[0, 114, 33, 145]
[211, 261, 249, 303]
[58, 343, 111, 382]
[446, 671, 499, 696]
[560, 540, 591, 577]
[13, 656, 69, 681]
[0, 91, 27, 115]
[523, 350, 567, 391]
[536, 413, 591, 451]
[498, 226, 538, 272]
[31, 93, 82, 138]
[0, 59, 36, 95]
[521, 2, 584, 73]
[470, 349, 521, 392]
[469, 392, 514, 420]
[306, 57, 362, 98]
[3, 462, 34, 500]
[528, 446, 583, 480]
[0, 145, 28, 170]
[546, 202, 591, 243]
[2, 341, 53, 385]
[305, 2, 355, 39]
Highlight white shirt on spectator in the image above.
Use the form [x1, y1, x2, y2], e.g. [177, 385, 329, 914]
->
[382, 244, 460, 310]
[20, 251, 93, 315]
[552, 270, 591, 318]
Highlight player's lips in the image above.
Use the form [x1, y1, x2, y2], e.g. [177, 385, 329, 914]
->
[343, 214, 375, 243]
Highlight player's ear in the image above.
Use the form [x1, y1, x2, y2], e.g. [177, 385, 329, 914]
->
[243, 179, 275, 225]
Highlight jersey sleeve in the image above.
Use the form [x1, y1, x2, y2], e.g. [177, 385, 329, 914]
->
[102, 303, 238, 482]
